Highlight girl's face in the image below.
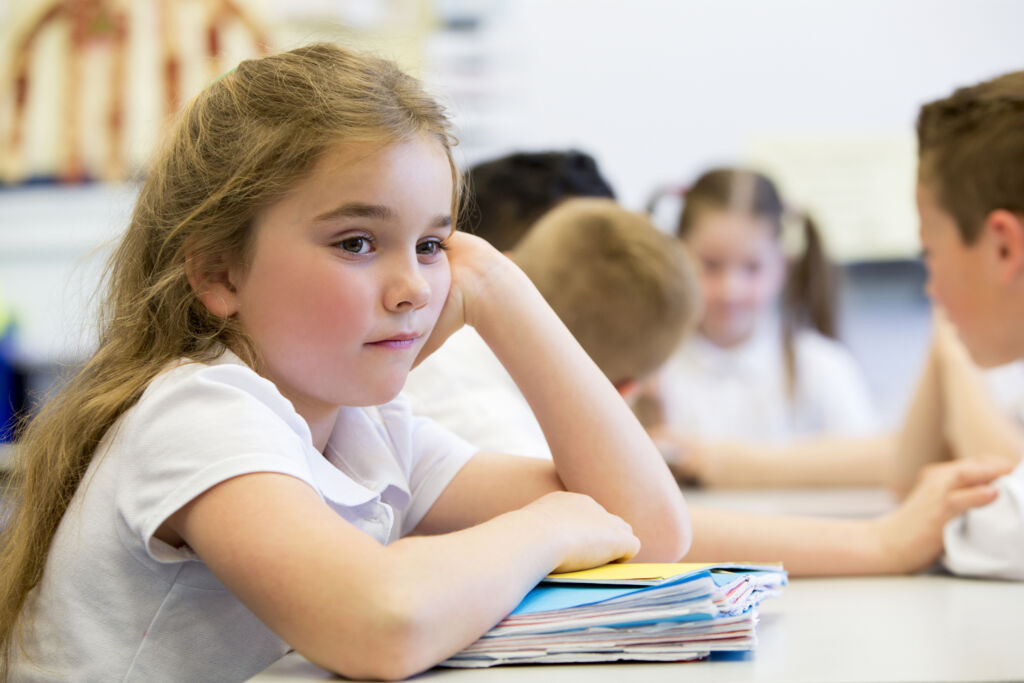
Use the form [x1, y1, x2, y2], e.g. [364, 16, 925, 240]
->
[217, 136, 454, 430]
[684, 209, 785, 348]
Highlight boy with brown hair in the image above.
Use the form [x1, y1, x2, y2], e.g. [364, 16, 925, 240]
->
[914, 70, 1024, 579]
[405, 197, 700, 457]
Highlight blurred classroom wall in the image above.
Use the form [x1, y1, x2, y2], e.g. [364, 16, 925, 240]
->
[1, 0, 1022, 429]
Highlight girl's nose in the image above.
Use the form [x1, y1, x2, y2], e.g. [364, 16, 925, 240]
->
[384, 262, 431, 312]
[717, 269, 746, 302]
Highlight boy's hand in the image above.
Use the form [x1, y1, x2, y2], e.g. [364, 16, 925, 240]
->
[646, 424, 704, 483]
[522, 491, 641, 573]
[415, 230, 523, 366]
[874, 458, 1014, 573]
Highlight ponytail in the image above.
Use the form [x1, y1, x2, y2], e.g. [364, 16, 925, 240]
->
[780, 212, 840, 396]
[657, 167, 842, 400]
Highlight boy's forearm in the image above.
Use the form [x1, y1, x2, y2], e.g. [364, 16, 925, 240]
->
[471, 267, 691, 561]
[935, 318, 1024, 465]
[892, 332, 950, 493]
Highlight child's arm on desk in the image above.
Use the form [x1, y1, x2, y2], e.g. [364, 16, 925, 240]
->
[654, 428, 894, 488]
[168, 474, 639, 679]
[164, 233, 679, 679]
[683, 458, 1013, 575]
[415, 231, 691, 561]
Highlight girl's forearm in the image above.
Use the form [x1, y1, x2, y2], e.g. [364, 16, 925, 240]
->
[685, 505, 891, 576]
[369, 507, 564, 677]
[471, 267, 691, 561]
[693, 434, 895, 488]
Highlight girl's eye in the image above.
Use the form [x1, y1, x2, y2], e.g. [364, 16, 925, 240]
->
[700, 259, 722, 274]
[417, 238, 446, 256]
[338, 236, 372, 254]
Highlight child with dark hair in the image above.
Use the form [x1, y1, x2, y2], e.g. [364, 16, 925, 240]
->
[463, 150, 616, 252]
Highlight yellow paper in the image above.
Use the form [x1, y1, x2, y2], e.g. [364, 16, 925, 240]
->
[547, 561, 784, 582]
[547, 563, 717, 581]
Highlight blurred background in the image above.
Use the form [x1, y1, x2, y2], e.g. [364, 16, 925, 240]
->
[1, 0, 1023, 444]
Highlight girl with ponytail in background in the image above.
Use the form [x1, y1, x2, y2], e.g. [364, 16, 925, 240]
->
[644, 168, 878, 484]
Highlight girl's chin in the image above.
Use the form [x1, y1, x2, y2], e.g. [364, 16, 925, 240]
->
[702, 324, 755, 348]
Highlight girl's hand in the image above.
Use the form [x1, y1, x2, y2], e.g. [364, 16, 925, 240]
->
[873, 458, 1014, 573]
[522, 491, 642, 573]
[415, 230, 523, 365]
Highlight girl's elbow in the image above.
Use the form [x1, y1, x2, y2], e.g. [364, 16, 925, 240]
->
[641, 505, 693, 561]
[312, 595, 442, 680]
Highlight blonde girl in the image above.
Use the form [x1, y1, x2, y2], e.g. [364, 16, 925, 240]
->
[0, 44, 689, 681]
[654, 168, 877, 446]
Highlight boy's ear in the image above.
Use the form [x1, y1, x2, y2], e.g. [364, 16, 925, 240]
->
[185, 252, 240, 317]
[614, 378, 641, 400]
[985, 209, 1024, 284]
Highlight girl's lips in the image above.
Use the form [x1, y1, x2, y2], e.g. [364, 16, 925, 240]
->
[366, 335, 419, 349]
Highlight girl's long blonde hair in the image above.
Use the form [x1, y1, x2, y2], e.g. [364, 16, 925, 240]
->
[0, 43, 457, 677]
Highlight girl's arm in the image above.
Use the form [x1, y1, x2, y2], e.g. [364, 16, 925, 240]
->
[683, 458, 1013, 575]
[654, 427, 894, 488]
[167, 472, 639, 680]
[416, 231, 691, 561]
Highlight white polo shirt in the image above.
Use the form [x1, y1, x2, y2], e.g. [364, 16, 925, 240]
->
[657, 319, 878, 444]
[943, 360, 1024, 580]
[405, 327, 551, 459]
[12, 352, 476, 682]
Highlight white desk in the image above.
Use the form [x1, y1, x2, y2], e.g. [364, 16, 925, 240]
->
[251, 487, 1022, 682]
[252, 573, 1024, 683]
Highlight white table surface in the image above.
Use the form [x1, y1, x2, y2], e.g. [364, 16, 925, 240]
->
[252, 573, 1024, 683]
[251, 487, 1024, 682]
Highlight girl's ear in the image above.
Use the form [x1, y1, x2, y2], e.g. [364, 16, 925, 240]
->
[986, 210, 1024, 285]
[185, 252, 240, 317]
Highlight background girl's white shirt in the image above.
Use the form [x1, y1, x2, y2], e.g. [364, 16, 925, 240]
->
[659, 315, 878, 444]
[404, 326, 551, 459]
[11, 352, 476, 681]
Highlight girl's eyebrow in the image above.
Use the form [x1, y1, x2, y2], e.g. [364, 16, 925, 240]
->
[313, 202, 452, 228]
[314, 202, 395, 223]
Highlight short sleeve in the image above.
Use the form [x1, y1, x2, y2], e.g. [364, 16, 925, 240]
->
[943, 462, 1024, 580]
[376, 395, 478, 536]
[112, 362, 319, 563]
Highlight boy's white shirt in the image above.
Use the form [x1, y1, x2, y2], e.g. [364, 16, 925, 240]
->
[943, 360, 1024, 580]
[657, 316, 878, 444]
[12, 351, 476, 682]
[404, 326, 552, 459]
[943, 460, 1024, 580]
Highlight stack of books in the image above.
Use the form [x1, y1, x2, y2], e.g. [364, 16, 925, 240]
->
[442, 562, 786, 668]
